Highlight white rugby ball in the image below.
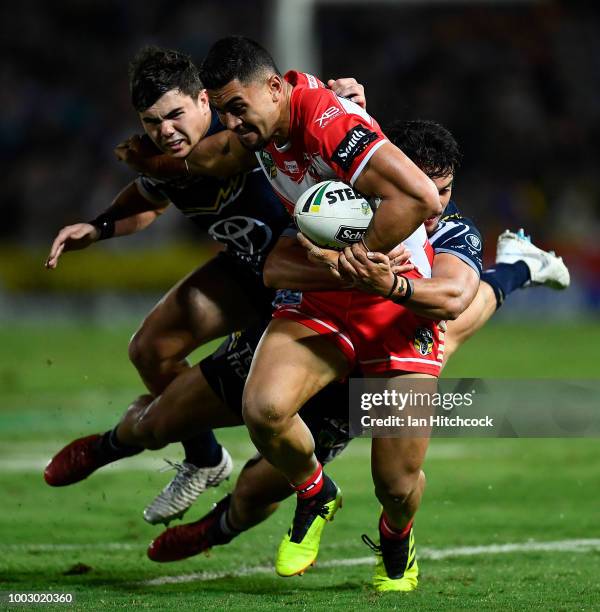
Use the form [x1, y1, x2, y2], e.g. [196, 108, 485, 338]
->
[294, 180, 374, 249]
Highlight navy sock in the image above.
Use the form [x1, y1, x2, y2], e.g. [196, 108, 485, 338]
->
[99, 427, 143, 461]
[481, 261, 531, 309]
[205, 496, 240, 546]
[182, 430, 223, 467]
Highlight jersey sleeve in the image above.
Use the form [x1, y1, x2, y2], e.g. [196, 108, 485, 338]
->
[299, 88, 388, 186]
[429, 217, 483, 276]
[135, 175, 171, 205]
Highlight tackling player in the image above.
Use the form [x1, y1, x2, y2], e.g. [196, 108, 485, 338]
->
[43, 46, 365, 525]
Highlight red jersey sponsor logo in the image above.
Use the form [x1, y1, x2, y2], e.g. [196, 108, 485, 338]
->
[314, 106, 343, 128]
[331, 126, 380, 172]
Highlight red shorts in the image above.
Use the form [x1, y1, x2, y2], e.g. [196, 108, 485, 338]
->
[273, 288, 443, 377]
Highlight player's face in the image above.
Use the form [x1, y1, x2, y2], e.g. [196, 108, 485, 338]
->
[139, 89, 211, 158]
[208, 77, 283, 151]
[424, 173, 454, 234]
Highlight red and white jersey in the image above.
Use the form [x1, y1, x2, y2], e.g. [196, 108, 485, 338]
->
[256, 71, 431, 278]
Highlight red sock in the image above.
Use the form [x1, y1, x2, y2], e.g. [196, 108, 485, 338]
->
[294, 463, 324, 500]
[380, 513, 413, 540]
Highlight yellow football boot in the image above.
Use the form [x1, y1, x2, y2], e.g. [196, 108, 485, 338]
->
[275, 474, 342, 577]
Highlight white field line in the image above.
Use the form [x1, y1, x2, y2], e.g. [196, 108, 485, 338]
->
[0, 442, 467, 473]
[3, 538, 599, 586]
[138, 538, 600, 586]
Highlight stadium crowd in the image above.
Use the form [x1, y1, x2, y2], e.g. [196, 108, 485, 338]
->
[3, 1, 599, 262]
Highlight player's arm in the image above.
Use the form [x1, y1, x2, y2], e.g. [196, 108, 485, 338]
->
[263, 234, 350, 291]
[405, 253, 480, 320]
[355, 143, 441, 253]
[337, 242, 479, 320]
[185, 129, 257, 178]
[45, 182, 168, 269]
[115, 131, 257, 180]
[264, 232, 413, 291]
[115, 78, 363, 181]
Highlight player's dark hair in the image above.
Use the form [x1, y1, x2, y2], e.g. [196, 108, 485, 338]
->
[129, 46, 203, 112]
[200, 36, 280, 89]
[386, 120, 462, 178]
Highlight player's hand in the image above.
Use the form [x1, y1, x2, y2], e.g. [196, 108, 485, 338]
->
[115, 134, 160, 164]
[45, 223, 100, 269]
[387, 243, 415, 275]
[297, 232, 341, 278]
[327, 78, 366, 109]
[115, 134, 183, 178]
[338, 242, 396, 296]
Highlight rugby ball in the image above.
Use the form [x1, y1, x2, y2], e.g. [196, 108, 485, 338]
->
[294, 180, 374, 249]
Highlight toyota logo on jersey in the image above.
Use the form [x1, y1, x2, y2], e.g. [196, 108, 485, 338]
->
[209, 216, 273, 254]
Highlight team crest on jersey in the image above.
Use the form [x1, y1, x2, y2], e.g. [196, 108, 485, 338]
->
[284, 160, 299, 173]
[259, 151, 277, 178]
[414, 327, 434, 356]
[465, 233, 481, 251]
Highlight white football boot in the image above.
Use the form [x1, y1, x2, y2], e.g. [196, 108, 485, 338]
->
[143, 448, 233, 525]
[496, 229, 570, 289]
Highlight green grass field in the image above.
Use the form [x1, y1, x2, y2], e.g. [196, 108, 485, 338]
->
[1, 320, 599, 610]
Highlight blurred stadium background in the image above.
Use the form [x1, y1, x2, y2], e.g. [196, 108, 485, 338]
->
[1, 0, 599, 321]
[1, 1, 599, 608]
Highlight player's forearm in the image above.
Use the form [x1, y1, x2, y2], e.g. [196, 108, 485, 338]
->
[445, 282, 497, 344]
[94, 183, 166, 238]
[365, 195, 435, 253]
[186, 130, 257, 179]
[403, 278, 474, 320]
[357, 144, 441, 252]
[263, 238, 347, 291]
[109, 210, 161, 236]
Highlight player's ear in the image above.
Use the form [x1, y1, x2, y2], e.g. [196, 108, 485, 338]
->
[196, 89, 209, 108]
[268, 74, 284, 102]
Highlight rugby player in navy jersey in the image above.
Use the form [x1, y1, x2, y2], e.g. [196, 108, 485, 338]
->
[144, 120, 569, 590]
[43, 46, 366, 526]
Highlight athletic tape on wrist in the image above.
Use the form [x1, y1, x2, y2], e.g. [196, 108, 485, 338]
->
[89, 214, 116, 241]
[392, 275, 414, 303]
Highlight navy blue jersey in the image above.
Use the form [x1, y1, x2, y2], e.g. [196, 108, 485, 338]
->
[199, 321, 350, 465]
[442, 200, 460, 217]
[135, 110, 290, 274]
[429, 200, 483, 275]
